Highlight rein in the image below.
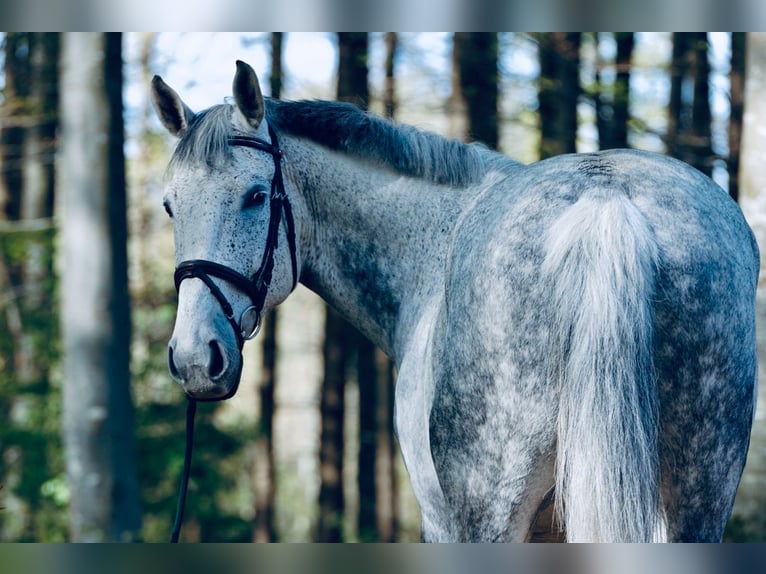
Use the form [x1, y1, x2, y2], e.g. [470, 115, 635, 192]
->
[170, 125, 296, 542]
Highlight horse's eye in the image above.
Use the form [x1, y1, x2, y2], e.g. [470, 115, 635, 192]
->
[163, 200, 173, 218]
[244, 188, 268, 209]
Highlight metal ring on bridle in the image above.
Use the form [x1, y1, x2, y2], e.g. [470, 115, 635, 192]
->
[240, 305, 262, 340]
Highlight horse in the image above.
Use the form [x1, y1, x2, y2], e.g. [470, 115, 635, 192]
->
[151, 60, 759, 542]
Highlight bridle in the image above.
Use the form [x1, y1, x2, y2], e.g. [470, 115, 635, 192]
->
[174, 124, 298, 355]
[170, 124, 297, 542]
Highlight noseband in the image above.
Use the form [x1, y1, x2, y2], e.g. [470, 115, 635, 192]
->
[173, 125, 298, 350]
[170, 124, 297, 543]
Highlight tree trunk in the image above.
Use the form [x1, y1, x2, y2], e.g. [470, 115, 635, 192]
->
[336, 33, 369, 109]
[336, 32, 385, 543]
[383, 33, 398, 120]
[667, 33, 713, 177]
[253, 312, 278, 542]
[315, 32, 371, 542]
[378, 31, 400, 541]
[448, 35, 468, 141]
[317, 306, 350, 542]
[596, 33, 634, 150]
[252, 32, 283, 543]
[538, 33, 581, 159]
[356, 335, 377, 541]
[732, 31, 766, 541]
[728, 32, 746, 202]
[58, 32, 141, 542]
[452, 33, 499, 150]
[1, 33, 31, 222]
[690, 34, 713, 177]
[270, 32, 283, 99]
[19, 33, 59, 386]
[0, 34, 31, 380]
[374, 346, 397, 541]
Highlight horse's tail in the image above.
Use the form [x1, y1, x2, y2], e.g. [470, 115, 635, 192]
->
[543, 193, 662, 542]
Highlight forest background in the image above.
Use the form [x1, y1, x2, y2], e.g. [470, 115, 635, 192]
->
[1, 32, 766, 542]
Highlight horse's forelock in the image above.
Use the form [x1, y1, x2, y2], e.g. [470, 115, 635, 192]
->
[168, 105, 235, 172]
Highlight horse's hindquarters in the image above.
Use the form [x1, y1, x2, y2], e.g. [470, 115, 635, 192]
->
[653, 261, 757, 541]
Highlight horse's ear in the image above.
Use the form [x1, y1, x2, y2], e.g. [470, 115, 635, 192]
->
[151, 75, 194, 138]
[232, 60, 265, 130]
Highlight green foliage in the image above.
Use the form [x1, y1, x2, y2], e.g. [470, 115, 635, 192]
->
[0, 226, 259, 541]
[0, 228, 67, 542]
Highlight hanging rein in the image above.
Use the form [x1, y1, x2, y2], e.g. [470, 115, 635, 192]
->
[170, 125, 297, 542]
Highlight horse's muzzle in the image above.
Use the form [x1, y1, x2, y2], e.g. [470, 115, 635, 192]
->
[168, 337, 242, 400]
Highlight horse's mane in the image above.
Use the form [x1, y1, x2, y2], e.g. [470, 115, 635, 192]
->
[170, 99, 496, 187]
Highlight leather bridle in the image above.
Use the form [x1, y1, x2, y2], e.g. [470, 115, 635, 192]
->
[173, 125, 298, 353]
[170, 124, 297, 542]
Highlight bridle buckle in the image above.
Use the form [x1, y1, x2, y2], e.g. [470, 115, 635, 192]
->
[240, 305, 262, 340]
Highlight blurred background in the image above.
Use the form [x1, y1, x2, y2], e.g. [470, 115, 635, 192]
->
[1, 32, 765, 542]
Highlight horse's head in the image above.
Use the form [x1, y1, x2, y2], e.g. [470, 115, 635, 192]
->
[151, 61, 298, 400]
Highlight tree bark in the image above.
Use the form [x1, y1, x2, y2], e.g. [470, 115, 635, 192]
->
[667, 33, 713, 177]
[728, 32, 746, 202]
[317, 306, 349, 542]
[1, 33, 31, 222]
[538, 33, 581, 159]
[596, 33, 634, 150]
[383, 33, 398, 120]
[336, 33, 369, 109]
[252, 32, 283, 543]
[452, 33, 499, 150]
[58, 32, 141, 542]
[731, 31, 766, 541]
[315, 32, 372, 542]
[378, 32, 400, 541]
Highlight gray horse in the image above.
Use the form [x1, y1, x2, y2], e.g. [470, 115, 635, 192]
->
[152, 61, 759, 542]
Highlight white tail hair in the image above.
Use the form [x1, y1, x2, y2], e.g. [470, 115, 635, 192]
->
[543, 192, 662, 542]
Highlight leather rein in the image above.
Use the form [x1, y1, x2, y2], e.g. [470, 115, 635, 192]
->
[170, 125, 297, 542]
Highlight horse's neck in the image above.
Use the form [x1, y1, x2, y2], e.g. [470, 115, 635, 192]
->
[289, 140, 466, 359]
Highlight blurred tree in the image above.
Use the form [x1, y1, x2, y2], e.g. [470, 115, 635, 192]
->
[595, 33, 634, 150]
[19, 33, 59, 388]
[667, 33, 713, 177]
[58, 32, 141, 541]
[252, 31, 283, 544]
[538, 33, 581, 159]
[317, 306, 351, 542]
[450, 33, 499, 150]
[728, 32, 746, 202]
[725, 32, 766, 541]
[1, 33, 30, 222]
[316, 32, 370, 543]
[336, 32, 369, 109]
[0, 32, 65, 542]
[377, 31, 400, 543]
[383, 33, 398, 120]
[334, 32, 391, 543]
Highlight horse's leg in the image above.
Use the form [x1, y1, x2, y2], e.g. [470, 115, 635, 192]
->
[428, 373, 558, 542]
[656, 300, 757, 542]
[658, 372, 755, 541]
[393, 305, 455, 542]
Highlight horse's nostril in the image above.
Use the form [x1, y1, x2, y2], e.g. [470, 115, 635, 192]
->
[208, 340, 226, 380]
[168, 345, 181, 380]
